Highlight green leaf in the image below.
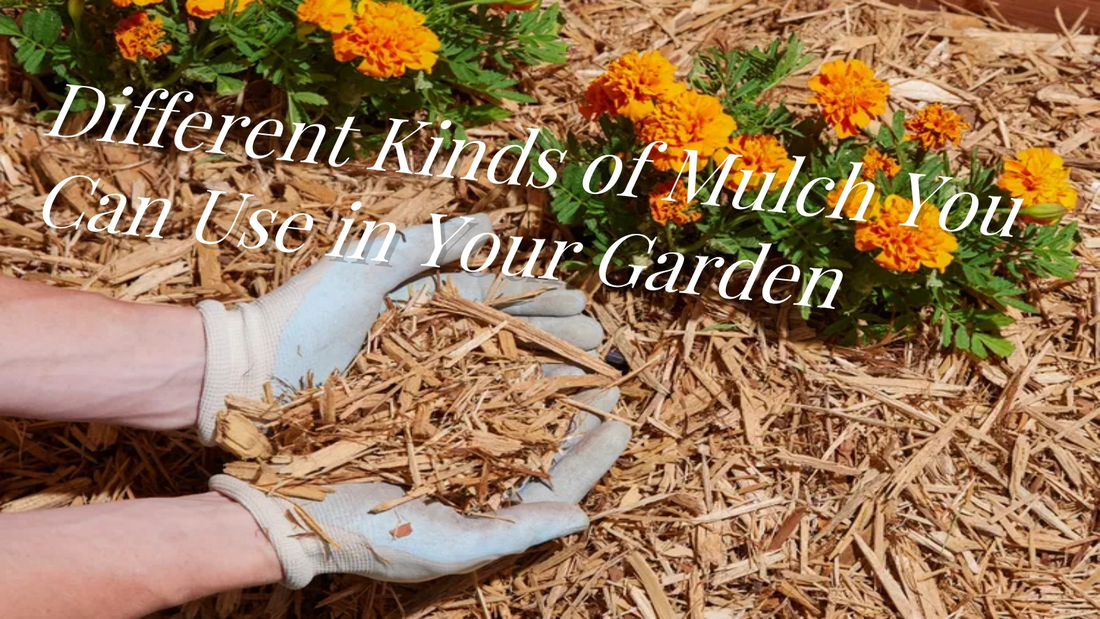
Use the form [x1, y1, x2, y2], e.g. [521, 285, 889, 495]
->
[183, 65, 220, 83]
[216, 75, 246, 96]
[972, 333, 1014, 358]
[969, 338, 988, 360]
[22, 9, 61, 45]
[15, 45, 48, 75]
[290, 92, 329, 106]
[953, 327, 969, 350]
[0, 15, 21, 37]
[701, 323, 745, 332]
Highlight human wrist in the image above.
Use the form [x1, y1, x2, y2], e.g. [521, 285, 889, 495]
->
[63, 299, 206, 431]
[97, 301, 207, 431]
[209, 476, 320, 589]
[185, 492, 286, 589]
[137, 492, 284, 606]
[0, 491, 284, 618]
[135, 303, 207, 430]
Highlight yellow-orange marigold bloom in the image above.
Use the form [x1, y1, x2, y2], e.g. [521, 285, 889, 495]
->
[111, 0, 163, 7]
[297, 0, 353, 31]
[580, 50, 685, 122]
[854, 194, 957, 273]
[827, 179, 881, 220]
[861, 148, 900, 180]
[808, 59, 889, 139]
[635, 91, 737, 172]
[997, 147, 1078, 216]
[114, 12, 171, 62]
[718, 134, 795, 191]
[649, 179, 702, 226]
[904, 103, 970, 150]
[186, 0, 255, 18]
[332, 0, 440, 79]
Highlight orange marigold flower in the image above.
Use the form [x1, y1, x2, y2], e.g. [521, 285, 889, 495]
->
[649, 179, 702, 226]
[580, 50, 685, 122]
[114, 12, 171, 62]
[297, 0, 354, 31]
[808, 59, 889, 139]
[332, 0, 440, 79]
[186, 0, 255, 18]
[827, 179, 881, 220]
[904, 104, 970, 150]
[861, 148, 900, 180]
[854, 194, 958, 273]
[717, 134, 795, 191]
[635, 91, 737, 172]
[997, 148, 1078, 221]
[112, 0, 163, 7]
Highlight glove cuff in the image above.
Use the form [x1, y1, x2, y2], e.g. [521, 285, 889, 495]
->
[196, 301, 251, 446]
[209, 475, 318, 589]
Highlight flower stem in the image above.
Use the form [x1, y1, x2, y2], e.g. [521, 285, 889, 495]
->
[136, 59, 152, 89]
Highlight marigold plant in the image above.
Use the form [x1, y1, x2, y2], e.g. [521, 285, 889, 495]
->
[634, 90, 736, 171]
[113, 11, 171, 62]
[539, 36, 1079, 358]
[332, 0, 440, 79]
[111, 0, 164, 7]
[808, 58, 889, 139]
[854, 195, 958, 274]
[579, 50, 684, 122]
[719, 134, 795, 190]
[185, 0, 256, 18]
[649, 179, 702, 226]
[827, 180, 879, 221]
[997, 147, 1078, 220]
[2, 0, 568, 136]
[861, 148, 899, 180]
[296, 0, 354, 32]
[904, 103, 970, 151]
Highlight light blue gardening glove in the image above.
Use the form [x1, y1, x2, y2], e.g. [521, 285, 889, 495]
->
[209, 381, 629, 587]
[194, 214, 603, 445]
[516, 361, 625, 504]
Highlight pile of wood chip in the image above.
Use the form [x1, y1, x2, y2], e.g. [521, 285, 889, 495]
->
[215, 288, 617, 513]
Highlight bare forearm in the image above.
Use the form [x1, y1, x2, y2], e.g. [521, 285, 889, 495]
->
[0, 493, 283, 619]
[0, 278, 204, 429]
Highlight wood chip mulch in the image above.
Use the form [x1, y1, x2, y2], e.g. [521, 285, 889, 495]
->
[3, 0, 1100, 616]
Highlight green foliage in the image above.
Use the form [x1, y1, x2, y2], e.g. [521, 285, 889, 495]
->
[688, 33, 810, 136]
[544, 35, 1080, 359]
[3, 0, 566, 137]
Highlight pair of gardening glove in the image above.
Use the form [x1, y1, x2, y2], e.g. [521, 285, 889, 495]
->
[197, 214, 630, 588]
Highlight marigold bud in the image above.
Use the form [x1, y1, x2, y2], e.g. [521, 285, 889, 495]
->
[1020, 202, 1067, 224]
[68, 0, 85, 24]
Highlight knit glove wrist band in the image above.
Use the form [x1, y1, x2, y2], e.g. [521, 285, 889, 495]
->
[195, 301, 271, 446]
[209, 476, 319, 589]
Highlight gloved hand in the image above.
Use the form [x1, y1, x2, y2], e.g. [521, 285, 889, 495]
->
[203, 213, 629, 587]
[195, 214, 602, 445]
[210, 380, 628, 587]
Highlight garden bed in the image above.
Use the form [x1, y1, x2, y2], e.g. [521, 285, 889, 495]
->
[2, 0, 1100, 617]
